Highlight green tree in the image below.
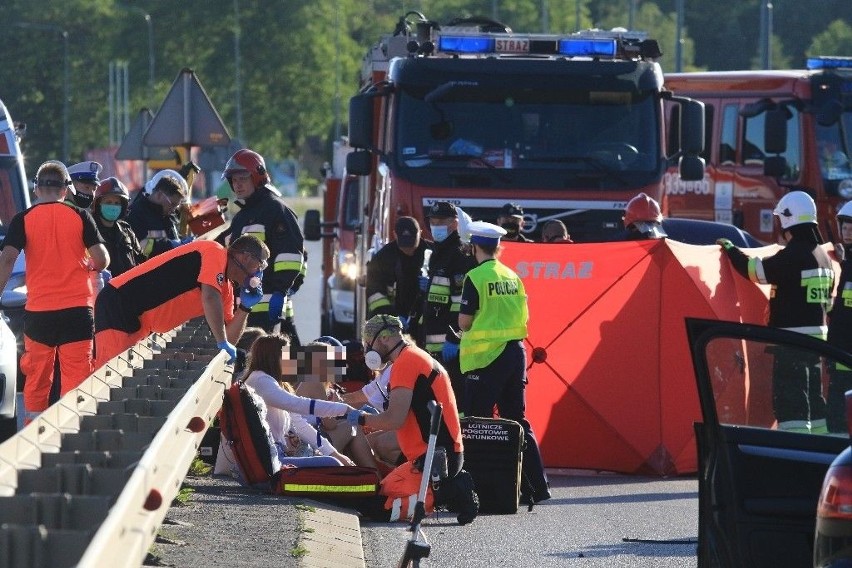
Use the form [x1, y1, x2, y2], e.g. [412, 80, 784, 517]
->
[808, 19, 852, 58]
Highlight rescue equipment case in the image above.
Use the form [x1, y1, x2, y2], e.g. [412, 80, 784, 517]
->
[273, 465, 380, 498]
[460, 416, 523, 514]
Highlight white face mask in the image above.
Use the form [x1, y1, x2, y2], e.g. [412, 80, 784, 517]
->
[430, 224, 449, 242]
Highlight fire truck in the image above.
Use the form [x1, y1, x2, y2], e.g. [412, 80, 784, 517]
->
[338, 13, 705, 337]
[304, 139, 359, 338]
[664, 57, 852, 243]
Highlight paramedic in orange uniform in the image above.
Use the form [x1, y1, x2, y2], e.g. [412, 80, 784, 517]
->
[0, 161, 109, 422]
[349, 314, 478, 525]
[92, 234, 269, 368]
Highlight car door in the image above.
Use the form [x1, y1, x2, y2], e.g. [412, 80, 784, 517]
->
[686, 318, 852, 568]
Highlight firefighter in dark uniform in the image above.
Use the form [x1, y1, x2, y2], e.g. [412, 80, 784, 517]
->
[417, 201, 475, 403]
[126, 169, 189, 259]
[459, 221, 551, 504]
[221, 148, 306, 342]
[718, 190, 834, 433]
[496, 202, 533, 242]
[365, 216, 426, 321]
[619, 192, 667, 240]
[827, 201, 852, 432]
[92, 177, 144, 277]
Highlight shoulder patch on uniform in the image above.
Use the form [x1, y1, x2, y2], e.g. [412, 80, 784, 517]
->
[217, 272, 225, 286]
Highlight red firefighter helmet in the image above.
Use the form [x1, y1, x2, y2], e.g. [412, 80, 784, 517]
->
[222, 148, 270, 188]
[623, 192, 663, 228]
[94, 177, 130, 205]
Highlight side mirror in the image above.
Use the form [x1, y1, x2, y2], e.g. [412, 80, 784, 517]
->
[679, 155, 705, 182]
[346, 151, 372, 176]
[303, 209, 322, 241]
[764, 156, 787, 177]
[349, 94, 374, 150]
[764, 108, 788, 155]
[680, 100, 705, 156]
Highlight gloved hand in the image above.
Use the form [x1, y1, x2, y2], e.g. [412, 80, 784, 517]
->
[268, 291, 285, 322]
[180, 235, 195, 245]
[442, 341, 460, 361]
[716, 238, 734, 251]
[240, 281, 263, 310]
[418, 276, 429, 292]
[217, 340, 238, 364]
[100, 269, 112, 285]
[167, 239, 181, 249]
[346, 408, 364, 427]
[399, 315, 410, 330]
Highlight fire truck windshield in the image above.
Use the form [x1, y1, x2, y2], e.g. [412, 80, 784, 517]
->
[394, 87, 660, 186]
[816, 113, 852, 183]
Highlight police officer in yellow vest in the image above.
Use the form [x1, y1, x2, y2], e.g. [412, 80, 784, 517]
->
[458, 221, 550, 505]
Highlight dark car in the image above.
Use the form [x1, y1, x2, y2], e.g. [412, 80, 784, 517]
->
[662, 217, 763, 247]
[814, 396, 852, 567]
[687, 318, 852, 567]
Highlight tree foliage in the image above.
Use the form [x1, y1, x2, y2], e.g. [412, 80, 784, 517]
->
[0, 0, 847, 176]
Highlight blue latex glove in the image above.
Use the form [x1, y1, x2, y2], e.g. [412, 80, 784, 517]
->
[167, 238, 181, 249]
[268, 291, 285, 322]
[240, 282, 263, 310]
[418, 276, 429, 292]
[346, 408, 364, 427]
[442, 341, 460, 361]
[399, 315, 410, 330]
[100, 269, 112, 285]
[180, 235, 195, 245]
[217, 340, 237, 364]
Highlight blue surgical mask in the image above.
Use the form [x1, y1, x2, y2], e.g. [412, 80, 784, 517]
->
[430, 225, 449, 242]
[99, 203, 123, 222]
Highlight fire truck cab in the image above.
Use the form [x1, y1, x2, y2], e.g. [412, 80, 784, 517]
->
[664, 57, 852, 243]
[343, 14, 705, 337]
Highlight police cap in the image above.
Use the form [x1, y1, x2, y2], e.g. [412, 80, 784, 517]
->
[467, 220, 507, 246]
[426, 201, 457, 219]
[67, 161, 103, 184]
[499, 202, 524, 218]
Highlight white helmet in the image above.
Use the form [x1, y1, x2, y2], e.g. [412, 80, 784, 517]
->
[144, 169, 189, 198]
[773, 191, 817, 230]
[838, 201, 852, 223]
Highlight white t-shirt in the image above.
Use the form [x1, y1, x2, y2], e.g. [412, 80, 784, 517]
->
[360, 364, 392, 410]
[244, 370, 349, 456]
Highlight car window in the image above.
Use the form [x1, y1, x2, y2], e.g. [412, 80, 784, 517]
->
[704, 334, 848, 435]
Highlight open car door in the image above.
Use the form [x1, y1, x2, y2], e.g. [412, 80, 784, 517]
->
[686, 318, 852, 568]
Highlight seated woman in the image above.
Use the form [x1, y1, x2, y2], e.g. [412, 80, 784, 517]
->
[243, 334, 355, 467]
[294, 339, 379, 469]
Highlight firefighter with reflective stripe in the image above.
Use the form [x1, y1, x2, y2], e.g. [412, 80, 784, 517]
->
[458, 221, 551, 504]
[827, 201, 852, 431]
[126, 170, 189, 259]
[221, 149, 306, 341]
[0, 161, 109, 423]
[718, 190, 835, 433]
[416, 201, 475, 403]
[365, 216, 426, 319]
[349, 315, 478, 525]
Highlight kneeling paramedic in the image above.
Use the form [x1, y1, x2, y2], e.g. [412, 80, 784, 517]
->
[347, 315, 479, 525]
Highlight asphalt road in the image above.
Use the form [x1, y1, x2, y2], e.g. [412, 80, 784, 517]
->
[297, 233, 700, 567]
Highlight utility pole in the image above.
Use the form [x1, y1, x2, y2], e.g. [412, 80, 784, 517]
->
[118, 5, 154, 102]
[234, 0, 244, 143]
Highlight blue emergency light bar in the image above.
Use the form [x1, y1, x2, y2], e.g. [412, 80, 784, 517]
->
[558, 38, 617, 57]
[808, 57, 852, 70]
[437, 36, 495, 54]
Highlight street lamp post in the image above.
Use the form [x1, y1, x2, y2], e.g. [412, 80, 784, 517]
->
[119, 5, 155, 101]
[15, 22, 69, 163]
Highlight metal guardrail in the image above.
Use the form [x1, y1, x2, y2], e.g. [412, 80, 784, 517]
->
[0, 319, 231, 568]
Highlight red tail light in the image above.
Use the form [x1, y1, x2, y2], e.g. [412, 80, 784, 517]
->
[818, 464, 852, 520]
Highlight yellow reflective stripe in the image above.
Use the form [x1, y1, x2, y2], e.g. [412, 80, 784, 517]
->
[142, 238, 155, 258]
[431, 276, 451, 286]
[241, 224, 266, 242]
[369, 297, 391, 311]
[426, 343, 443, 353]
[282, 483, 376, 493]
[465, 326, 527, 341]
[747, 257, 767, 284]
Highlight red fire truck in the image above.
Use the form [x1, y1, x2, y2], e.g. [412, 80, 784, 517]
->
[664, 57, 852, 243]
[334, 14, 705, 337]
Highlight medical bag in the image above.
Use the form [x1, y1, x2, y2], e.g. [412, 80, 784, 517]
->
[460, 416, 523, 514]
[273, 465, 380, 499]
